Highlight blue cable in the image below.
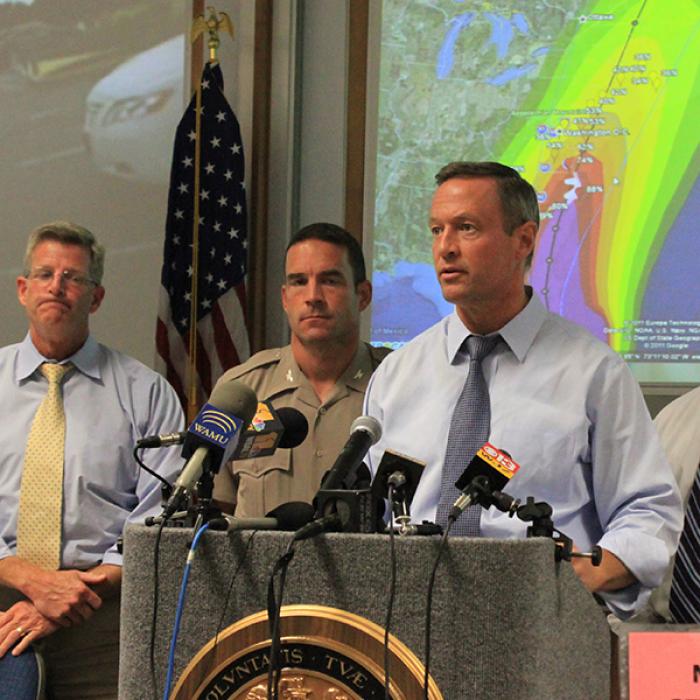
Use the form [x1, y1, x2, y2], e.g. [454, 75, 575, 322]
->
[162, 522, 211, 700]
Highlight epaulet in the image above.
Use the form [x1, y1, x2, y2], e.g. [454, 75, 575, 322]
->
[367, 343, 392, 370]
[220, 348, 283, 380]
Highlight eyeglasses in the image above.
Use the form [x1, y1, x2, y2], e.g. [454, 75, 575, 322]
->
[27, 268, 97, 289]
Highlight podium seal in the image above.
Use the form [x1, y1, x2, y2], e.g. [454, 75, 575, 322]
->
[171, 604, 443, 699]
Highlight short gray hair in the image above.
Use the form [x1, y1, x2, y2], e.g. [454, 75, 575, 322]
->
[24, 221, 106, 284]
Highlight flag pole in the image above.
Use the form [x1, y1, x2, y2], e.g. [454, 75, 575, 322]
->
[187, 7, 234, 421]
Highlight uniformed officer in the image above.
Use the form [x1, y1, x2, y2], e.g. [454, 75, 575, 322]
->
[213, 223, 390, 517]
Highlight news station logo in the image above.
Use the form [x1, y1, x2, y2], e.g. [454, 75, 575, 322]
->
[189, 404, 244, 448]
[478, 443, 521, 479]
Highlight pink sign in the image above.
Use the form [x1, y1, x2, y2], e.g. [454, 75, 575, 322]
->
[629, 631, 700, 699]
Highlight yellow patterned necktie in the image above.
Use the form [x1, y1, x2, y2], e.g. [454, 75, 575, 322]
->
[16, 362, 74, 569]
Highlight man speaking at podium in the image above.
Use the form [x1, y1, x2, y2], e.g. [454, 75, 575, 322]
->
[0, 222, 183, 697]
[213, 223, 390, 518]
[364, 162, 682, 618]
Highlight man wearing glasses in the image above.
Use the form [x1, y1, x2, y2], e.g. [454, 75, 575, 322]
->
[0, 221, 183, 698]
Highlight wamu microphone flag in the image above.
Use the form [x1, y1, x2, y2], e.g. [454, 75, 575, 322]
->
[156, 61, 250, 413]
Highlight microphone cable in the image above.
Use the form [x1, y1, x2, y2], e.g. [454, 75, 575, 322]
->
[266, 537, 297, 700]
[205, 529, 259, 682]
[422, 517, 454, 699]
[162, 521, 211, 700]
[133, 445, 174, 491]
[383, 483, 399, 700]
[149, 517, 166, 700]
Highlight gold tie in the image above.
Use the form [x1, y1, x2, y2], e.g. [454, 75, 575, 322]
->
[16, 362, 73, 569]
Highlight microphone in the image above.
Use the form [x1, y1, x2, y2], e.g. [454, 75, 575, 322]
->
[208, 501, 314, 532]
[449, 443, 521, 523]
[136, 431, 187, 448]
[233, 403, 309, 459]
[292, 513, 342, 541]
[161, 380, 258, 519]
[316, 416, 382, 495]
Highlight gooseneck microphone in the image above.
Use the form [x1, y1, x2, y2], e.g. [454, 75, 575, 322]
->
[160, 380, 258, 520]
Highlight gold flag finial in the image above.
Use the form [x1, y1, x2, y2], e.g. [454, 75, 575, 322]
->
[191, 6, 234, 63]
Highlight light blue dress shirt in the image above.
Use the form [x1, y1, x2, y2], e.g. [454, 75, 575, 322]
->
[0, 334, 185, 568]
[364, 291, 682, 617]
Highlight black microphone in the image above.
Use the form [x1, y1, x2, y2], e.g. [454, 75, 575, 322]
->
[136, 431, 187, 448]
[233, 403, 308, 459]
[316, 416, 382, 495]
[208, 501, 314, 532]
[161, 380, 258, 519]
[292, 513, 342, 541]
[449, 443, 521, 523]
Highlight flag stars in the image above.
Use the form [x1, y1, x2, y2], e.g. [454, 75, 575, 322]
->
[228, 228, 239, 239]
[174, 209, 184, 220]
[182, 156, 193, 168]
[201, 299, 212, 310]
[213, 221, 222, 232]
[187, 266, 193, 277]
[205, 163, 215, 175]
[217, 195, 228, 207]
[187, 130, 196, 142]
[223, 170, 233, 181]
[201, 79, 210, 89]
[172, 235, 181, 245]
[234, 202, 243, 214]
[184, 292, 191, 301]
[206, 273, 214, 283]
[231, 143, 241, 154]
[198, 216, 205, 225]
[224, 254, 232, 265]
[217, 279, 227, 290]
[210, 247, 217, 258]
[216, 111, 227, 122]
[201, 189, 210, 201]
[178, 182, 188, 194]
[210, 136, 221, 148]
[180, 318, 188, 328]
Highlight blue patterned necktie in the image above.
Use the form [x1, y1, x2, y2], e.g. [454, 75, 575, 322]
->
[436, 334, 499, 535]
[669, 462, 700, 623]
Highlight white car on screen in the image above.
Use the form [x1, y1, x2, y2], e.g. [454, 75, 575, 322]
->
[84, 34, 185, 184]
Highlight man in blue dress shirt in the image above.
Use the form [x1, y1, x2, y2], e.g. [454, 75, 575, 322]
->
[0, 221, 184, 697]
[364, 162, 682, 619]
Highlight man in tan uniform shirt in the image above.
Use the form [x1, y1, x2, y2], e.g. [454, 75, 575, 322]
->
[213, 223, 390, 517]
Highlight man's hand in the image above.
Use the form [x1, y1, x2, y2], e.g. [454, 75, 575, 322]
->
[23, 568, 108, 625]
[0, 557, 107, 626]
[571, 547, 636, 592]
[0, 601, 58, 658]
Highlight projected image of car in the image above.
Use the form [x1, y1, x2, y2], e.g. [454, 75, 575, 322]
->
[84, 34, 184, 184]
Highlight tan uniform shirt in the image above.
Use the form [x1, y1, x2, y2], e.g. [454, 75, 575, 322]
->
[213, 342, 390, 517]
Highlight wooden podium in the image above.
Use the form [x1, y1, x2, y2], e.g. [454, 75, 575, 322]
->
[119, 525, 610, 699]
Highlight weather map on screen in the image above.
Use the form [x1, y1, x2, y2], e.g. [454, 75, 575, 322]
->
[370, 0, 700, 383]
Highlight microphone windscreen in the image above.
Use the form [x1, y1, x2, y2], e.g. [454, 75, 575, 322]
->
[350, 415, 382, 444]
[265, 501, 315, 530]
[276, 407, 309, 449]
[209, 380, 259, 426]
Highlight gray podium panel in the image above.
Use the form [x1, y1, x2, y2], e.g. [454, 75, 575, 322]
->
[119, 525, 610, 699]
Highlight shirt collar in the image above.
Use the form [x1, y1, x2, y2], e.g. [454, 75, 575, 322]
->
[16, 334, 102, 382]
[446, 287, 547, 364]
[271, 343, 374, 393]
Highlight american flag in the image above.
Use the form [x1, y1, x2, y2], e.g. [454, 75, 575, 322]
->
[156, 62, 250, 411]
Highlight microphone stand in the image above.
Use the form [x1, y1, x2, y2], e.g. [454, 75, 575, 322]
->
[489, 494, 602, 566]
